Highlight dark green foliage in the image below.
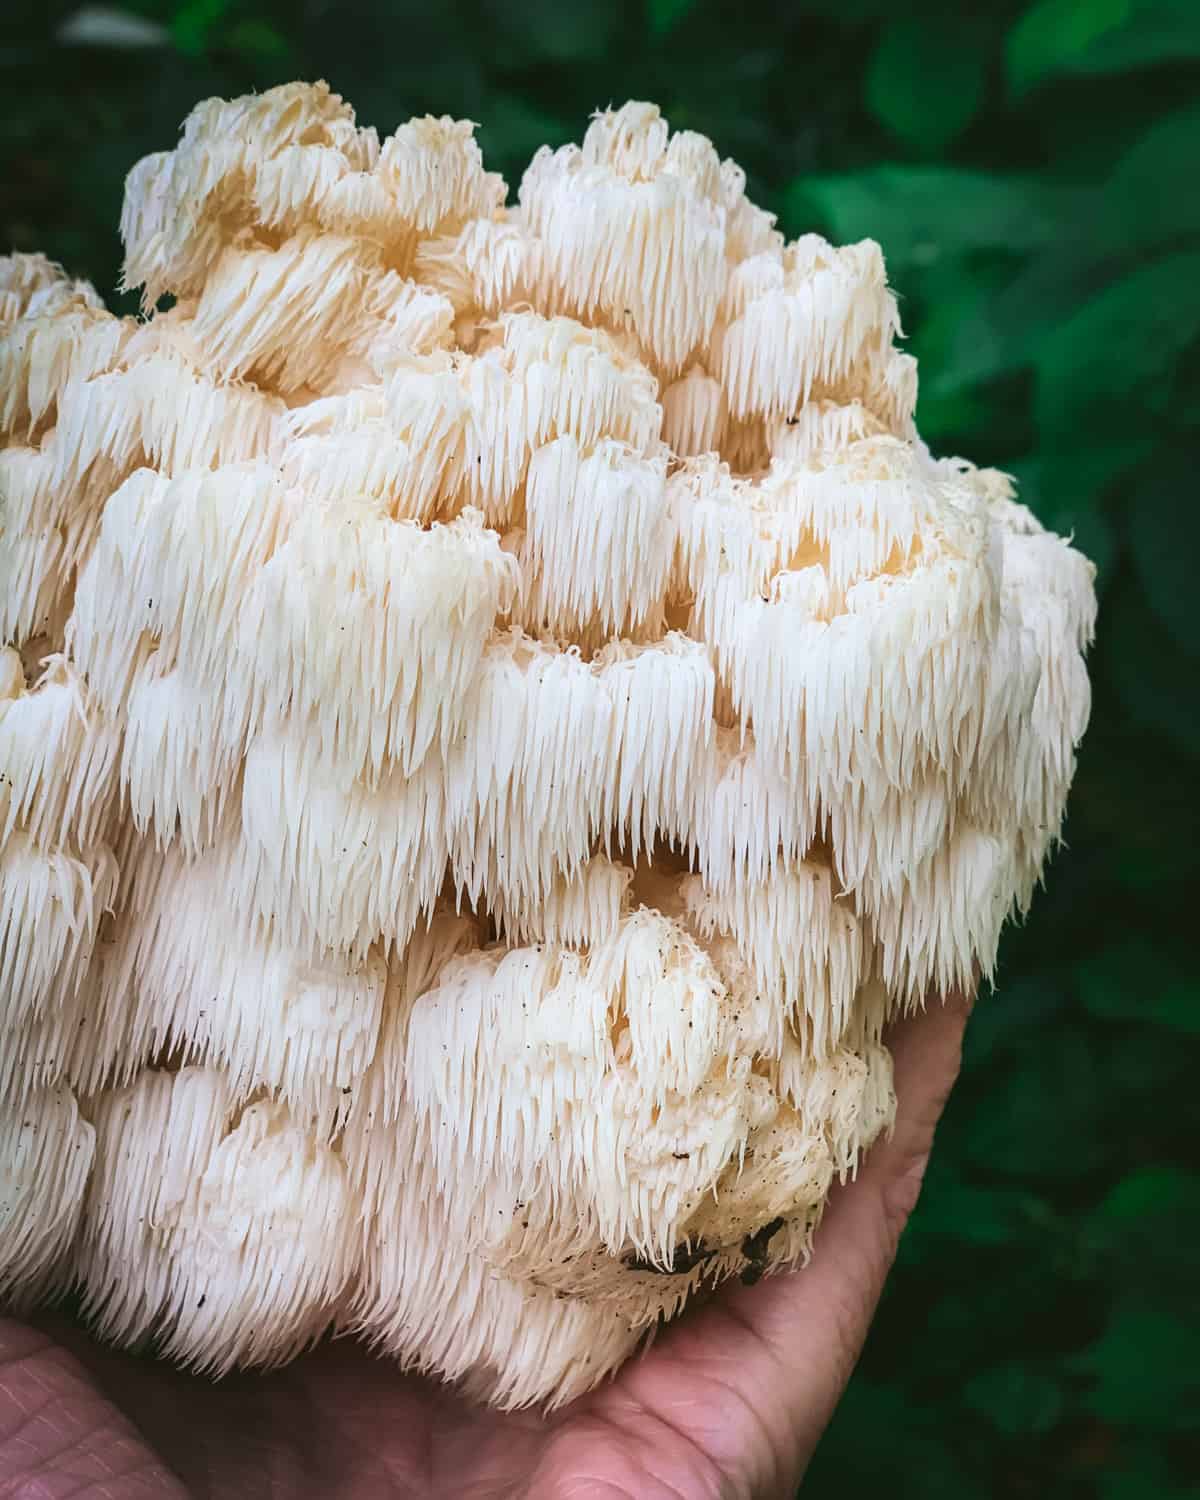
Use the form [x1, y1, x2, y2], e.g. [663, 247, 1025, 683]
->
[1, 0, 1196, 1492]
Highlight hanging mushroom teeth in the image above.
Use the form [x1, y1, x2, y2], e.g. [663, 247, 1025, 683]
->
[0, 82, 1096, 1410]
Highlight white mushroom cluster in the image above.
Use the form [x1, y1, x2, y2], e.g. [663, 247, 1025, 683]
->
[0, 83, 1095, 1408]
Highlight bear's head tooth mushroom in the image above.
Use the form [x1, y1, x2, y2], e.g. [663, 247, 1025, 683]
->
[0, 84, 1095, 1410]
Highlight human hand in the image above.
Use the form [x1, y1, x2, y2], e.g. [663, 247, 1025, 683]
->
[0, 990, 969, 1500]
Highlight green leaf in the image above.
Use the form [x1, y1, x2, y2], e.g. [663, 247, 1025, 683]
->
[1093, 1165, 1200, 1225]
[1083, 1167, 1200, 1305]
[903, 1165, 1031, 1255]
[1099, 102, 1200, 257]
[930, 251, 1092, 391]
[1008, 0, 1131, 91]
[1076, 937, 1169, 1022]
[814, 1379, 988, 1498]
[1106, 581, 1200, 758]
[1129, 453, 1200, 658]
[964, 1362, 1064, 1435]
[169, 0, 230, 54]
[648, 0, 694, 39]
[964, 1027, 1107, 1178]
[477, 95, 572, 177]
[488, 0, 617, 62]
[1099, 1447, 1200, 1500]
[225, 18, 288, 60]
[787, 167, 1069, 267]
[1035, 251, 1200, 441]
[963, 973, 1067, 1065]
[865, 19, 987, 152]
[915, 258, 1016, 394]
[1076, 940, 1200, 1034]
[1008, 0, 1200, 94]
[783, 0, 897, 15]
[912, 383, 992, 449]
[1075, 1299, 1200, 1431]
[1151, 981, 1200, 1037]
[914, 106, 1200, 395]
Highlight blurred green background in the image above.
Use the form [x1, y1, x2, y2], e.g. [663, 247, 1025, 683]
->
[2, 0, 1198, 1494]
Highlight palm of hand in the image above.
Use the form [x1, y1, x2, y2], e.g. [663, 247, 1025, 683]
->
[0, 996, 967, 1500]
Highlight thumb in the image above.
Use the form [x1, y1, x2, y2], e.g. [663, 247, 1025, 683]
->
[610, 989, 972, 1498]
[736, 987, 973, 1487]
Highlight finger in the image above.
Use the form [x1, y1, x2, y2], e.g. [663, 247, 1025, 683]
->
[723, 989, 972, 1478]
[0, 1317, 189, 1498]
[850, 983, 975, 1244]
[603, 990, 972, 1498]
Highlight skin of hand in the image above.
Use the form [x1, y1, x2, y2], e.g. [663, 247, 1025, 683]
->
[0, 989, 970, 1500]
